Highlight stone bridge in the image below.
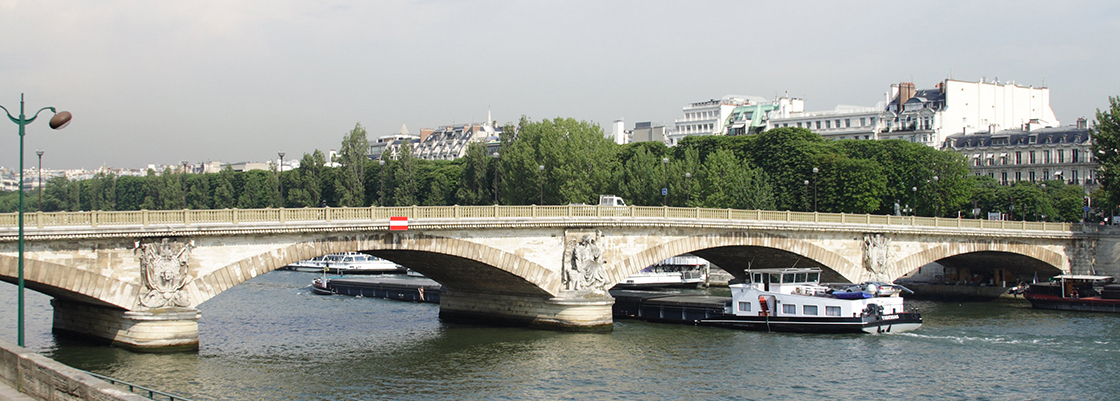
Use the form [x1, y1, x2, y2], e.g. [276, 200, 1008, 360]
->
[0, 205, 1112, 351]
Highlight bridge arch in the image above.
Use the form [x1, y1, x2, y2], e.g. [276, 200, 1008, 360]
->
[613, 231, 862, 284]
[191, 232, 557, 307]
[0, 255, 137, 310]
[892, 241, 1068, 280]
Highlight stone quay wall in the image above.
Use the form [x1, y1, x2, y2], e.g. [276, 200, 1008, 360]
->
[0, 339, 147, 401]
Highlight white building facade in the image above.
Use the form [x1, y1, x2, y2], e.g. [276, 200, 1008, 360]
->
[943, 120, 1095, 187]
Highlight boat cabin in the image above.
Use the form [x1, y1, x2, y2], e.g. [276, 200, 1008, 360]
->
[1028, 275, 1115, 298]
[730, 267, 907, 319]
[747, 268, 828, 295]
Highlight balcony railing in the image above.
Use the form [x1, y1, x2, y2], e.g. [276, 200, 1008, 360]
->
[0, 205, 1077, 233]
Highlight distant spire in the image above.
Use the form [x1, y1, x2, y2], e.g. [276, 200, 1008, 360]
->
[487, 107, 493, 127]
[399, 123, 410, 136]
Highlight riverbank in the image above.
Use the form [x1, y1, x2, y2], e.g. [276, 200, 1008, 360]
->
[0, 339, 147, 401]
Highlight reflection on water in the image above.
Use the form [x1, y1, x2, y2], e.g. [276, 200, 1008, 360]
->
[3, 271, 1120, 400]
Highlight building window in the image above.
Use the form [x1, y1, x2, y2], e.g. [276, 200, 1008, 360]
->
[1043, 170, 1050, 181]
[845, 119, 851, 128]
[1072, 149, 1080, 163]
[804, 305, 818, 315]
[1030, 151, 1036, 164]
[1044, 150, 1051, 164]
[826, 306, 841, 317]
[797, 122, 802, 128]
[1058, 150, 1065, 163]
[1072, 170, 1079, 183]
[1015, 171, 1021, 182]
[1001, 172, 1008, 185]
[860, 117, 866, 127]
[783, 304, 796, 314]
[973, 158, 980, 166]
[1029, 171, 1036, 182]
[1000, 156, 1007, 165]
[816, 121, 821, 130]
[738, 301, 751, 312]
[1015, 152, 1022, 165]
[825, 120, 831, 129]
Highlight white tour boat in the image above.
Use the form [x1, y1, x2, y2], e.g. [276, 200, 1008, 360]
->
[701, 267, 922, 334]
[287, 252, 406, 274]
[613, 255, 709, 289]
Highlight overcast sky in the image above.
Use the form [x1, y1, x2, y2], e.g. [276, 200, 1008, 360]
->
[1, 1, 1117, 170]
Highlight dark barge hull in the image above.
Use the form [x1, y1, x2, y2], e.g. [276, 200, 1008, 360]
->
[699, 313, 923, 334]
[901, 284, 1010, 302]
[1024, 294, 1120, 313]
[610, 289, 922, 334]
[318, 277, 441, 303]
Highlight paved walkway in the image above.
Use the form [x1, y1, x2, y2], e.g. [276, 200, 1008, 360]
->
[0, 381, 37, 401]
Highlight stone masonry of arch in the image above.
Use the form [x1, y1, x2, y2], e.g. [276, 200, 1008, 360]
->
[1, 223, 1084, 312]
[191, 232, 557, 308]
[607, 229, 1073, 285]
[615, 231, 862, 283]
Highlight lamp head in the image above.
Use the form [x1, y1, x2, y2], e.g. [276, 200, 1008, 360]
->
[49, 111, 72, 129]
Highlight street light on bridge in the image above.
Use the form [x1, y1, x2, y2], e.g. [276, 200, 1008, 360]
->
[278, 151, 285, 208]
[662, 157, 669, 206]
[35, 149, 44, 211]
[812, 167, 819, 212]
[1, 94, 71, 347]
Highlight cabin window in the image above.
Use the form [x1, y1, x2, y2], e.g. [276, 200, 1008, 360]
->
[783, 273, 795, 283]
[803, 305, 818, 315]
[783, 304, 797, 314]
[769, 273, 781, 283]
[794, 273, 807, 283]
[738, 302, 751, 312]
[826, 306, 841, 316]
[807, 272, 819, 282]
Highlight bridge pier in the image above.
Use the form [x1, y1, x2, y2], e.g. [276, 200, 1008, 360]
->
[51, 299, 200, 352]
[438, 290, 614, 332]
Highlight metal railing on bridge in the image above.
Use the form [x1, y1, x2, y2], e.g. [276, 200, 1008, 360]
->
[0, 205, 1077, 233]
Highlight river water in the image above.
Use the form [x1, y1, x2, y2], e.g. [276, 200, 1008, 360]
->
[3, 270, 1119, 400]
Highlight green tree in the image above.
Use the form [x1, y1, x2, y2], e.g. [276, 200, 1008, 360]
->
[456, 142, 491, 205]
[392, 141, 418, 206]
[743, 127, 826, 211]
[501, 117, 618, 205]
[212, 168, 237, 209]
[185, 174, 211, 209]
[336, 123, 368, 207]
[617, 144, 663, 206]
[697, 148, 775, 210]
[1092, 96, 1120, 208]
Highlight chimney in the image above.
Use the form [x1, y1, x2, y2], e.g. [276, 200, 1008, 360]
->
[897, 82, 916, 111]
[1077, 117, 1088, 129]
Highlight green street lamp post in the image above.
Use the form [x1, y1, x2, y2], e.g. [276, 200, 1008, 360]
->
[662, 157, 669, 206]
[277, 151, 285, 208]
[35, 149, 44, 211]
[1, 94, 71, 347]
[538, 165, 544, 205]
[812, 167, 819, 212]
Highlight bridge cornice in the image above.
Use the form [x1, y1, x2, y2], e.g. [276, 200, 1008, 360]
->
[0, 205, 1084, 242]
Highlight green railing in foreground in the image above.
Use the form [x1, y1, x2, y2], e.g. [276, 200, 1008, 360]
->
[0, 205, 1077, 232]
[81, 370, 191, 401]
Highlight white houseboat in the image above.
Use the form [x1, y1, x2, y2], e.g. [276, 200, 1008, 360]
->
[701, 268, 922, 334]
[613, 255, 709, 289]
[286, 252, 406, 274]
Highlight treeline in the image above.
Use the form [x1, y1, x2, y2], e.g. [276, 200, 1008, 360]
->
[0, 117, 1091, 222]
